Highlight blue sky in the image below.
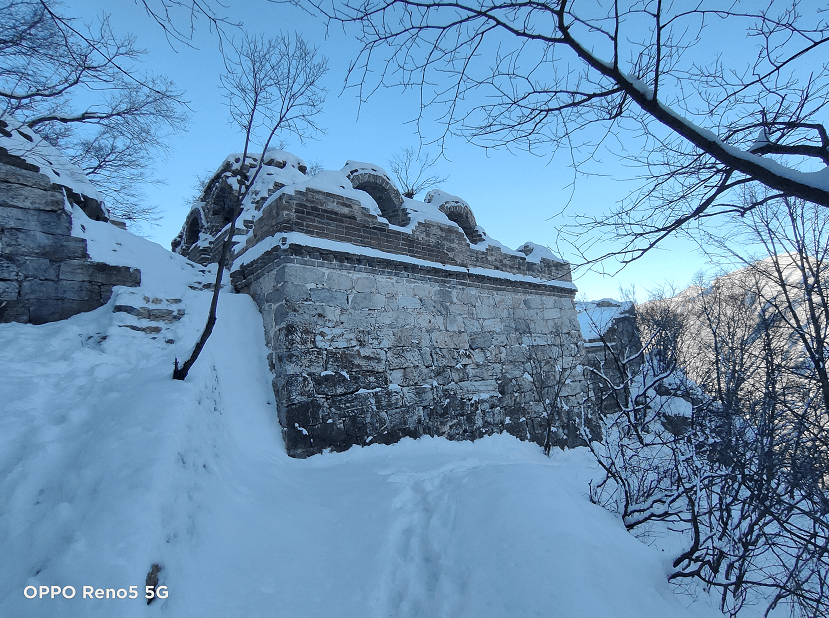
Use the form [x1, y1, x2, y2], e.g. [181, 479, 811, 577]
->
[73, 0, 713, 299]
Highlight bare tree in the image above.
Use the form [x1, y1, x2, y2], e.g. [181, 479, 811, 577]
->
[0, 0, 187, 226]
[387, 147, 448, 199]
[586, 266, 829, 616]
[174, 31, 327, 381]
[317, 0, 829, 265]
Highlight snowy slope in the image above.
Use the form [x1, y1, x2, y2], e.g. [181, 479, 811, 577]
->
[0, 219, 723, 617]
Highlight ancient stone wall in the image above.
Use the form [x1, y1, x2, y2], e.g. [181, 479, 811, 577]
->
[232, 185, 594, 457]
[234, 188, 573, 283]
[578, 300, 642, 415]
[0, 160, 140, 324]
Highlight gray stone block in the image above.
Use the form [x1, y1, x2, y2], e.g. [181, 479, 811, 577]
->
[469, 332, 493, 349]
[397, 295, 421, 309]
[1, 227, 87, 260]
[389, 365, 433, 387]
[309, 287, 348, 308]
[281, 281, 310, 302]
[0, 162, 53, 190]
[310, 371, 360, 396]
[387, 347, 427, 370]
[446, 314, 466, 332]
[350, 292, 385, 310]
[0, 205, 72, 235]
[374, 310, 415, 329]
[0, 257, 18, 280]
[353, 276, 377, 293]
[431, 331, 469, 349]
[0, 279, 19, 300]
[0, 181, 64, 212]
[282, 263, 326, 285]
[59, 261, 141, 286]
[340, 347, 386, 372]
[28, 298, 100, 324]
[21, 279, 98, 300]
[0, 300, 29, 323]
[325, 271, 353, 291]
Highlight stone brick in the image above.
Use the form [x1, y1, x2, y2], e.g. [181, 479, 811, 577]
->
[314, 327, 361, 349]
[0, 257, 18, 280]
[59, 261, 140, 286]
[0, 279, 18, 299]
[387, 347, 426, 370]
[389, 365, 433, 387]
[396, 295, 421, 309]
[309, 287, 348, 308]
[0, 162, 53, 190]
[1, 227, 87, 260]
[28, 298, 101, 325]
[374, 310, 414, 329]
[0, 300, 29, 323]
[0, 181, 64, 212]
[445, 314, 466, 332]
[469, 332, 493, 349]
[353, 276, 377, 292]
[340, 347, 386, 372]
[0, 205, 72, 235]
[350, 292, 385, 310]
[282, 263, 326, 285]
[22, 279, 99, 300]
[431, 331, 469, 349]
[325, 271, 353, 291]
[282, 281, 310, 302]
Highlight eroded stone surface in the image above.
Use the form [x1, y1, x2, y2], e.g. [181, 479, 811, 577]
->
[0, 160, 140, 324]
[233, 188, 595, 457]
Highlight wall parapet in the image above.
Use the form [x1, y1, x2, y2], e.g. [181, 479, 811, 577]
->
[235, 187, 573, 285]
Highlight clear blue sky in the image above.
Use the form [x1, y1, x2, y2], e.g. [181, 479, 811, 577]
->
[74, 0, 713, 300]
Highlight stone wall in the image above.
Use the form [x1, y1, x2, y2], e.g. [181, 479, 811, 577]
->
[232, 186, 595, 458]
[0, 160, 140, 324]
[235, 188, 573, 283]
[578, 300, 642, 415]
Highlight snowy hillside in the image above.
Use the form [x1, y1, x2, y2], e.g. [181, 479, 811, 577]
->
[0, 214, 724, 617]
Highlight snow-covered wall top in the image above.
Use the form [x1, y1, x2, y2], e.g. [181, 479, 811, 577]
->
[576, 299, 634, 341]
[175, 152, 572, 291]
[0, 116, 106, 216]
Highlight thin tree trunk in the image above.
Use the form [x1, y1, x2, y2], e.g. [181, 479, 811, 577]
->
[173, 209, 239, 381]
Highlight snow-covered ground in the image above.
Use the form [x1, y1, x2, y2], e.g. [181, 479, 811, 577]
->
[0, 216, 724, 617]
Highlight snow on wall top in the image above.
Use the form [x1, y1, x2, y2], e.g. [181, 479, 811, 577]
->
[0, 115, 103, 204]
[218, 149, 307, 193]
[576, 299, 633, 340]
[425, 188, 470, 210]
[263, 170, 383, 219]
[518, 241, 564, 263]
[186, 151, 567, 269]
[340, 160, 394, 181]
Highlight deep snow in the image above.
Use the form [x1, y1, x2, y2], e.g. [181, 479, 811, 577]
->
[0, 214, 724, 617]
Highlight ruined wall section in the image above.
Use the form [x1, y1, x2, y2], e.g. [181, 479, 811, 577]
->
[0, 160, 140, 324]
[232, 188, 593, 458]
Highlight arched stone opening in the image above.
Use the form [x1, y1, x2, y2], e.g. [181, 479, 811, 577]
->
[185, 214, 202, 247]
[425, 190, 485, 244]
[345, 168, 410, 227]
